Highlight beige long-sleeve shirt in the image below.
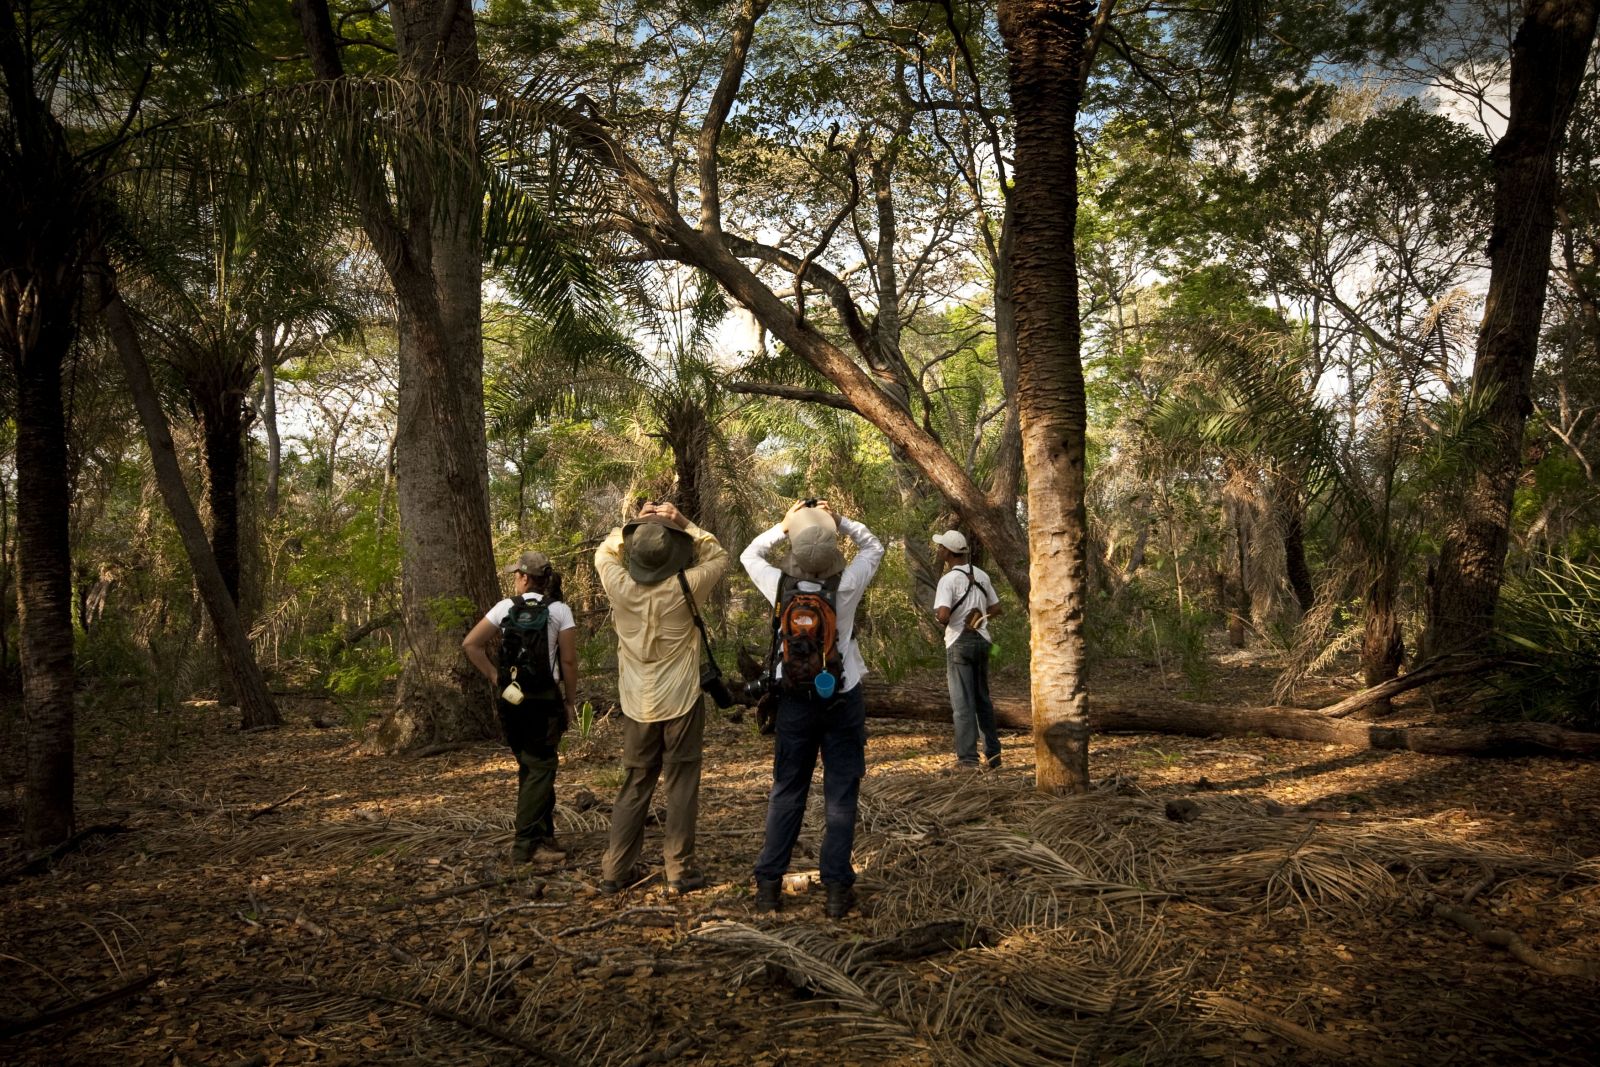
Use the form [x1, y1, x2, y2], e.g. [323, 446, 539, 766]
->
[595, 521, 729, 723]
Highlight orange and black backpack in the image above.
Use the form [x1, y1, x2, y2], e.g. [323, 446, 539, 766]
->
[767, 574, 844, 696]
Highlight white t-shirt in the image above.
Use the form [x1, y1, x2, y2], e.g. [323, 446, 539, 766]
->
[740, 517, 885, 692]
[484, 593, 576, 681]
[933, 564, 999, 648]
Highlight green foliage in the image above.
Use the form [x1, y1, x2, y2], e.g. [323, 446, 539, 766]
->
[325, 644, 402, 700]
[1489, 559, 1600, 728]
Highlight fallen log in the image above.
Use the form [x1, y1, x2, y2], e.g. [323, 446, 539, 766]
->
[859, 681, 1600, 760]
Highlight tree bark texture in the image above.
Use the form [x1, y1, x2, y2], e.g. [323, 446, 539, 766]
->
[99, 268, 282, 730]
[859, 681, 1600, 759]
[198, 387, 246, 604]
[297, 0, 499, 751]
[14, 331, 77, 847]
[2, 20, 88, 845]
[1430, 0, 1600, 652]
[260, 326, 282, 520]
[998, 0, 1095, 794]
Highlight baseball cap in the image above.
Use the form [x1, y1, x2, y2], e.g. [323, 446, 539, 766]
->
[503, 550, 552, 575]
[932, 530, 969, 554]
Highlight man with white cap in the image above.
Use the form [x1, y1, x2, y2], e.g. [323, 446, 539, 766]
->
[741, 499, 884, 918]
[463, 550, 579, 864]
[932, 530, 1003, 770]
[593, 501, 728, 894]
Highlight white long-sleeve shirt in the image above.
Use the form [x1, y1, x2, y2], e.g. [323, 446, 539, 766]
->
[741, 517, 884, 692]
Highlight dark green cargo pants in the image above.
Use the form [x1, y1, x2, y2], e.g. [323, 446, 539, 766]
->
[498, 691, 566, 859]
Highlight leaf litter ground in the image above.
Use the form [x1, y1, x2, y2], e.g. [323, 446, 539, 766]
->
[3, 661, 1599, 1066]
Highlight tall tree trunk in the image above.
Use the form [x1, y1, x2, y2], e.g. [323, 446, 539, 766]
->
[664, 402, 711, 525]
[200, 392, 245, 605]
[0, 468, 14, 685]
[297, 0, 499, 751]
[1361, 570, 1405, 715]
[987, 207, 1024, 518]
[98, 266, 281, 730]
[260, 325, 282, 520]
[200, 380, 247, 705]
[1429, 0, 1600, 652]
[999, 0, 1094, 794]
[14, 329, 77, 847]
[1278, 482, 1315, 613]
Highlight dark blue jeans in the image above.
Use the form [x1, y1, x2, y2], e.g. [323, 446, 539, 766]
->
[753, 683, 867, 887]
[947, 631, 1000, 765]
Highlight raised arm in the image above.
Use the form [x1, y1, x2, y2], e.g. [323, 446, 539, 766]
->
[838, 516, 884, 586]
[741, 523, 787, 605]
[682, 520, 730, 602]
[594, 528, 628, 597]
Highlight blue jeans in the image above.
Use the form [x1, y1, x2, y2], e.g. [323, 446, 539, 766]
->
[947, 631, 1000, 765]
[753, 684, 867, 887]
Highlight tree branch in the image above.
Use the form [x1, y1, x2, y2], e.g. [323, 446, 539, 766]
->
[727, 381, 860, 412]
[697, 0, 770, 234]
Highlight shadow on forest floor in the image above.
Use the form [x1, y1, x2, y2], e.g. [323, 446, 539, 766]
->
[2, 661, 1598, 1065]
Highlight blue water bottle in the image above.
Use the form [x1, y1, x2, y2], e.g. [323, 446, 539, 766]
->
[813, 669, 836, 699]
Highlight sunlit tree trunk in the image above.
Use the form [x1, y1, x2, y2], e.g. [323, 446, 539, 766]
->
[1429, 0, 1599, 652]
[259, 325, 283, 520]
[999, 0, 1094, 794]
[298, 0, 499, 752]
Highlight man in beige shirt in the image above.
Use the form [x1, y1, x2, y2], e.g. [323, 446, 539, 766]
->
[594, 501, 728, 893]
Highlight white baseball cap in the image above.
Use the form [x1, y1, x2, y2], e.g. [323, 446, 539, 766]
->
[932, 530, 969, 554]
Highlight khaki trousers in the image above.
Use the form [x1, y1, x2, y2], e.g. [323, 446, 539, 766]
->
[602, 703, 704, 883]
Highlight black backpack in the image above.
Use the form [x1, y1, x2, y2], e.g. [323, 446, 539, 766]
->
[500, 597, 558, 694]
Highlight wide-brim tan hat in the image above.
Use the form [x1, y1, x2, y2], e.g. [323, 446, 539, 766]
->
[781, 524, 846, 580]
[622, 515, 694, 584]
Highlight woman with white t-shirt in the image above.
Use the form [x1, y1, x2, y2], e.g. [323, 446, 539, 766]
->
[463, 550, 579, 864]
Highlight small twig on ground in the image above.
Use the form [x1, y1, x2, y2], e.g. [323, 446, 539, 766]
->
[1432, 900, 1600, 979]
[411, 742, 478, 758]
[556, 907, 677, 939]
[371, 874, 525, 913]
[294, 914, 329, 938]
[245, 786, 308, 821]
[1194, 992, 1354, 1057]
[0, 824, 129, 883]
[1461, 865, 1497, 905]
[0, 971, 159, 1040]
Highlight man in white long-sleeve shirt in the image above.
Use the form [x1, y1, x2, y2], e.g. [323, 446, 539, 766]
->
[740, 500, 883, 919]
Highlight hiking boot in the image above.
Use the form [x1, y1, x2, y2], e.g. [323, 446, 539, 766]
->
[668, 871, 707, 894]
[531, 839, 566, 864]
[940, 760, 982, 776]
[754, 879, 782, 913]
[599, 867, 640, 895]
[824, 883, 855, 919]
[985, 755, 1002, 770]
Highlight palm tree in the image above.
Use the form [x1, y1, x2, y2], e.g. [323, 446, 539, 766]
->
[124, 192, 364, 617]
[996, 0, 1096, 792]
[289, 0, 615, 752]
[0, 0, 267, 847]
